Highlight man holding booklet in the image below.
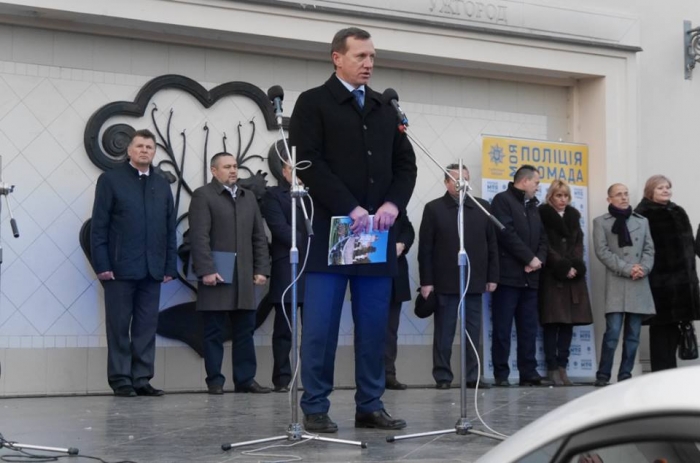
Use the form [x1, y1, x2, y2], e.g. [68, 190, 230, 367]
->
[188, 153, 271, 395]
[289, 27, 417, 432]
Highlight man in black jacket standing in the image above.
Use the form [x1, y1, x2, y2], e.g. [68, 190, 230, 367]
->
[419, 164, 499, 390]
[91, 129, 177, 397]
[490, 164, 550, 387]
[290, 27, 416, 432]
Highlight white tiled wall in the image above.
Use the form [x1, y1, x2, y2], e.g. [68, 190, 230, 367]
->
[0, 24, 569, 394]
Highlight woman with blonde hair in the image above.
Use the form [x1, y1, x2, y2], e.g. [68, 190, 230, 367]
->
[634, 175, 700, 371]
[538, 180, 593, 385]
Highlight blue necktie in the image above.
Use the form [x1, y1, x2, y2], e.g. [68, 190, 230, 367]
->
[352, 88, 364, 108]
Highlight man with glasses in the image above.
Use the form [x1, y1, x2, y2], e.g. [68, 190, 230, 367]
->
[592, 183, 655, 387]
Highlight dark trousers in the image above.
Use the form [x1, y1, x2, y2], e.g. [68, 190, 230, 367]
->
[649, 323, 681, 372]
[202, 310, 257, 389]
[384, 301, 402, 378]
[491, 285, 539, 380]
[433, 293, 483, 384]
[103, 278, 161, 390]
[543, 323, 574, 370]
[301, 272, 391, 415]
[272, 303, 296, 388]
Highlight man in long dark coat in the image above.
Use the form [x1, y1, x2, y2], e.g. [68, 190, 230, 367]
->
[419, 164, 499, 390]
[188, 153, 271, 394]
[289, 27, 417, 432]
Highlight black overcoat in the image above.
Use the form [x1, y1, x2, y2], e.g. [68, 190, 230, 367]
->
[635, 198, 700, 324]
[261, 184, 309, 303]
[490, 183, 548, 289]
[418, 192, 499, 294]
[289, 74, 417, 276]
[537, 204, 593, 325]
[188, 180, 270, 311]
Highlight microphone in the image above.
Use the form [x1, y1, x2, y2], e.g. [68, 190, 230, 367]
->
[382, 88, 408, 130]
[267, 85, 284, 127]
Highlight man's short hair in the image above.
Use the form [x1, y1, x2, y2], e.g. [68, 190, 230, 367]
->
[444, 163, 468, 181]
[607, 183, 626, 197]
[331, 27, 371, 56]
[514, 164, 538, 183]
[129, 129, 156, 145]
[210, 152, 236, 168]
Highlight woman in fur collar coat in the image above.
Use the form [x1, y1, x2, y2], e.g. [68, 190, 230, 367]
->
[538, 180, 593, 385]
[634, 175, 700, 371]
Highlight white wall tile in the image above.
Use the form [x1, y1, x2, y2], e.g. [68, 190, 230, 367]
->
[69, 282, 101, 334]
[69, 183, 96, 221]
[92, 36, 132, 73]
[19, 233, 65, 281]
[53, 32, 93, 70]
[47, 157, 92, 206]
[71, 84, 110, 122]
[45, 311, 87, 336]
[0, 76, 20, 121]
[11, 27, 53, 65]
[45, 207, 82, 256]
[0, 310, 39, 336]
[22, 131, 68, 180]
[0, 130, 19, 165]
[0, 102, 44, 151]
[2, 259, 41, 308]
[69, 247, 95, 281]
[45, 260, 90, 307]
[0, 293, 16, 327]
[47, 107, 85, 155]
[52, 79, 91, 104]
[24, 79, 70, 127]
[20, 285, 66, 334]
[21, 183, 67, 230]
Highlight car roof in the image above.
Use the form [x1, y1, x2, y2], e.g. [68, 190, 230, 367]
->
[477, 366, 700, 463]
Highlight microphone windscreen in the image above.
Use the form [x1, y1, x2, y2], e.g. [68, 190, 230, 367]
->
[382, 88, 399, 103]
[267, 85, 284, 101]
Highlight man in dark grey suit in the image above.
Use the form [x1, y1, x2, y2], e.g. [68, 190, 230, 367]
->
[418, 164, 498, 390]
[91, 129, 177, 397]
[188, 153, 271, 395]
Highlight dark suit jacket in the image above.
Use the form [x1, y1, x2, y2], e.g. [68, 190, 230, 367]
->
[418, 192, 499, 294]
[188, 179, 270, 311]
[491, 182, 548, 289]
[392, 213, 415, 303]
[289, 74, 417, 276]
[261, 183, 309, 303]
[91, 163, 177, 280]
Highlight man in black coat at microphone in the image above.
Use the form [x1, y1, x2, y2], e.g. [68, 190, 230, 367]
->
[289, 27, 417, 433]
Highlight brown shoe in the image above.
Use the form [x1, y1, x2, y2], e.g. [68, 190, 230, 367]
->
[558, 367, 574, 386]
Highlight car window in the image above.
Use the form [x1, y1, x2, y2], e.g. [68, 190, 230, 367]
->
[568, 441, 700, 463]
[514, 438, 565, 463]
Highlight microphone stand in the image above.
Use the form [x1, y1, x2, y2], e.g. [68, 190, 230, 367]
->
[222, 117, 366, 451]
[387, 123, 505, 444]
[0, 157, 79, 457]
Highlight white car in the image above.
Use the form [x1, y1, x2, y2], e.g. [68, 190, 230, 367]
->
[477, 366, 700, 463]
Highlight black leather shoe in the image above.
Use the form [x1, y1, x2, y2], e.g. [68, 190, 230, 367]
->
[207, 385, 224, 395]
[594, 378, 608, 387]
[134, 384, 165, 396]
[235, 380, 271, 393]
[435, 382, 451, 390]
[386, 377, 408, 390]
[519, 376, 554, 387]
[355, 409, 407, 430]
[114, 386, 136, 397]
[493, 379, 511, 387]
[303, 413, 338, 433]
[466, 380, 491, 389]
[273, 385, 290, 393]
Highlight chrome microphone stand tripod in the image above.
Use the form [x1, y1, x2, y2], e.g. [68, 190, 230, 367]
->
[222, 88, 366, 451]
[382, 92, 505, 444]
[0, 156, 80, 457]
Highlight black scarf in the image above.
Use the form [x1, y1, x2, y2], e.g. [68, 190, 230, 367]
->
[608, 204, 633, 247]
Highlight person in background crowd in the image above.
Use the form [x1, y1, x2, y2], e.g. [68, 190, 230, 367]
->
[419, 164, 498, 390]
[91, 129, 177, 397]
[538, 180, 592, 386]
[593, 183, 655, 387]
[490, 165, 550, 387]
[634, 175, 700, 371]
[384, 213, 415, 390]
[188, 153, 271, 395]
[260, 161, 310, 392]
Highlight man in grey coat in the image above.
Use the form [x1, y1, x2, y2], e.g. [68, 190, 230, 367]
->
[189, 153, 271, 394]
[592, 183, 655, 387]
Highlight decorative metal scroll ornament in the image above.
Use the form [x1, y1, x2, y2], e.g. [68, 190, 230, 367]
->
[684, 20, 700, 80]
